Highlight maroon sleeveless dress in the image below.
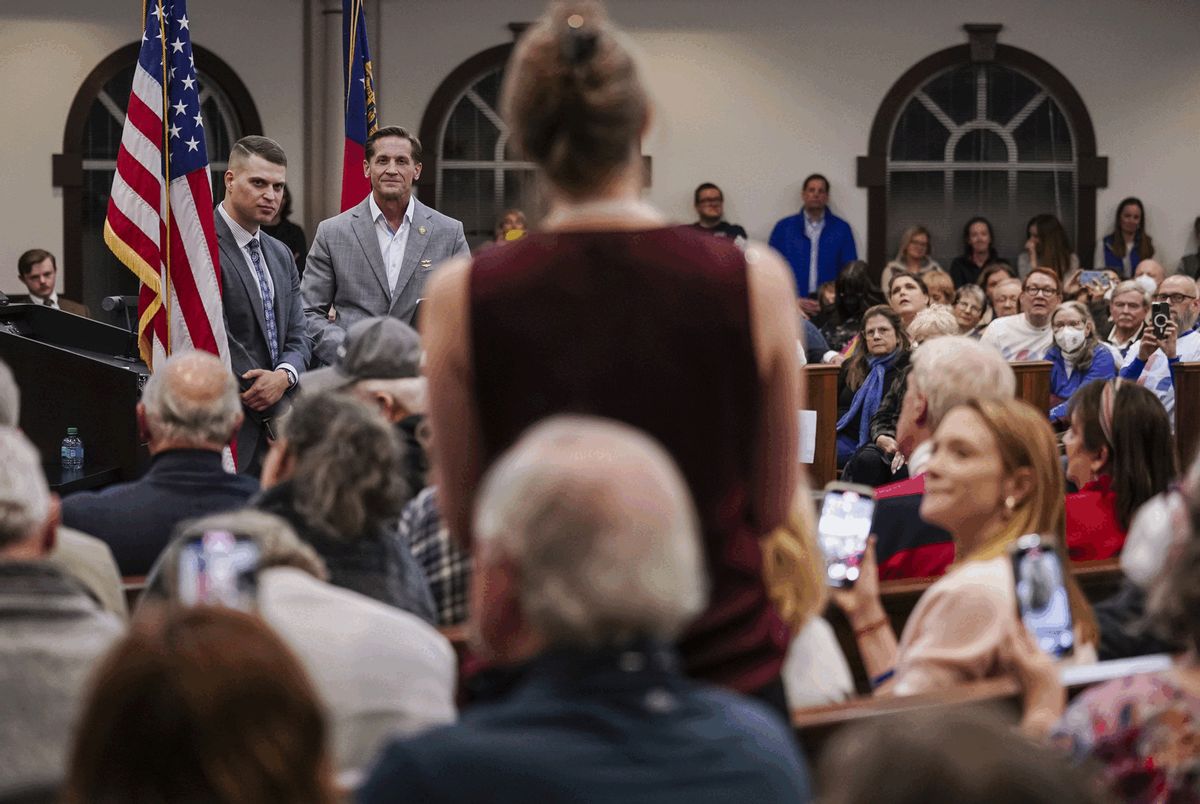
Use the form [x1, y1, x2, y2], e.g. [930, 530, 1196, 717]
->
[469, 226, 788, 693]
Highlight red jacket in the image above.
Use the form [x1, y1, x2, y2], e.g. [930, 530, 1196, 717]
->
[871, 474, 955, 580]
[1065, 475, 1126, 561]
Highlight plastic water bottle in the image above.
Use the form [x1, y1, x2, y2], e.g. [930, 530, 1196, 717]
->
[61, 427, 84, 470]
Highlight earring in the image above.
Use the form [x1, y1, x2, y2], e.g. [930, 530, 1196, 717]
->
[1004, 496, 1017, 514]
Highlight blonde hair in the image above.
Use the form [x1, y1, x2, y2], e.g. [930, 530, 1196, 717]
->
[956, 398, 1098, 644]
[761, 478, 827, 633]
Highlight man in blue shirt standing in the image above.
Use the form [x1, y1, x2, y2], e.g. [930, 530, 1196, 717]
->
[769, 173, 858, 297]
[359, 416, 811, 804]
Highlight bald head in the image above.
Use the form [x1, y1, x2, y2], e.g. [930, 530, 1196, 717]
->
[1157, 274, 1200, 332]
[0, 427, 52, 553]
[1135, 259, 1167, 288]
[139, 350, 242, 451]
[473, 416, 707, 652]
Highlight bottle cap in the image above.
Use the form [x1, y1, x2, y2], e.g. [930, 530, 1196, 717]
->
[67, 427, 78, 435]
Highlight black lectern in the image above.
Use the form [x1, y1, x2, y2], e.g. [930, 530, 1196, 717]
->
[0, 303, 149, 487]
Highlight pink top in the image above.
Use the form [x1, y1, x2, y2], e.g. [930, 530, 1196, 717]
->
[894, 556, 1054, 695]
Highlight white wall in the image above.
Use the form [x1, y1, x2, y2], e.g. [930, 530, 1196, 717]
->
[0, 0, 304, 295]
[3, 0, 1199, 295]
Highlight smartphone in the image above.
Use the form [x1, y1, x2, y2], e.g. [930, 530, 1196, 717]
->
[1151, 301, 1171, 340]
[1012, 534, 1074, 658]
[177, 530, 261, 610]
[1078, 270, 1111, 290]
[817, 482, 876, 588]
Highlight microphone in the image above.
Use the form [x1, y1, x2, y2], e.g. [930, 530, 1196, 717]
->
[101, 295, 127, 312]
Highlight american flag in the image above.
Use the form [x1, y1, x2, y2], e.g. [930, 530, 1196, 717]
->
[103, 0, 229, 370]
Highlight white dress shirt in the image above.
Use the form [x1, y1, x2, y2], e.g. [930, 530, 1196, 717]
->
[369, 192, 416, 297]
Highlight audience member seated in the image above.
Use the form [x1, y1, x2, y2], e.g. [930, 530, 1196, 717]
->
[14, 248, 89, 316]
[980, 269, 1060, 361]
[833, 399, 1096, 733]
[60, 350, 258, 575]
[62, 606, 338, 804]
[765, 489, 854, 709]
[870, 338, 1015, 579]
[952, 284, 986, 336]
[1047, 301, 1117, 421]
[798, 315, 833, 365]
[887, 272, 930, 330]
[1101, 196, 1154, 277]
[0, 359, 126, 618]
[1134, 257, 1167, 290]
[1018, 214, 1079, 279]
[1105, 279, 1149, 359]
[948, 215, 998, 288]
[425, 2, 800, 704]
[816, 260, 884, 359]
[302, 316, 430, 494]
[1119, 274, 1200, 418]
[921, 269, 955, 306]
[770, 172, 858, 297]
[360, 415, 812, 803]
[1093, 468, 1191, 660]
[881, 225, 941, 290]
[1177, 215, 1200, 278]
[1063, 379, 1175, 561]
[836, 305, 910, 467]
[822, 708, 1107, 804]
[691, 182, 747, 242]
[495, 207, 527, 242]
[256, 392, 436, 621]
[1052, 496, 1200, 802]
[991, 276, 1023, 319]
[978, 259, 1019, 312]
[143, 509, 456, 774]
[0, 428, 124, 799]
[400, 485, 471, 628]
[841, 305, 960, 487]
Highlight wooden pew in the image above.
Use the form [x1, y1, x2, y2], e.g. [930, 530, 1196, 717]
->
[1011, 360, 1052, 413]
[802, 364, 839, 489]
[1174, 361, 1200, 470]
[792, 653, 1173, 762]
[829, 558, 1124, 695]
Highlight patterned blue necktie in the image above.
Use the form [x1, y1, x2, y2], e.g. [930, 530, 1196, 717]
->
[247, 238, 279, 366]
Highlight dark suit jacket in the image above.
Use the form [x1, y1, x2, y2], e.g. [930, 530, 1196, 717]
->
[10, 294, 90, 317]
[214, 209, 310, 472]
[872, 474, 955, 580]
[60, 450, 259, 575]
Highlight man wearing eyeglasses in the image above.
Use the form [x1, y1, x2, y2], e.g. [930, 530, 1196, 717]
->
[980, 268, 1060, 361]
[1118, 274, 1200, 418]
[691, 183, 747, 243]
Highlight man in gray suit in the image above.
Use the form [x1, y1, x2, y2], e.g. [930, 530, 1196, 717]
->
[214, 135, 310, 475]
[301, 125, 469, 366]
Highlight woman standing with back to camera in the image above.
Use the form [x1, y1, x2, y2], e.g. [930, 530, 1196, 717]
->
[423, 2, 801, 711]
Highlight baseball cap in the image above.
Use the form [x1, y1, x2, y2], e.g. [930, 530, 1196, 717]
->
[302, 317, 422, 395]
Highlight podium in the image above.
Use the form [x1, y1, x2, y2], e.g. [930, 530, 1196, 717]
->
[0, 303, 149, 485]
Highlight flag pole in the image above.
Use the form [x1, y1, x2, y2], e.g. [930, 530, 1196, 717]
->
[158, 0, 172, 357]
[345, 0, 359, 111]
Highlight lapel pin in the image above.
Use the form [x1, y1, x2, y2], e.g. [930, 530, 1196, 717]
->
[420, 259, 433, 268]
[418, 225, 427, 235]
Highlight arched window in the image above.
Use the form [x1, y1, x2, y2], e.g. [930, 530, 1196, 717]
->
[858, 26, 1107, 274]
[54, 44, 260, 318]
[419, 37, 540, 250]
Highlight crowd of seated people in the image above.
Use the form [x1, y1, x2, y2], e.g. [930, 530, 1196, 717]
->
[8, 1, 1200, 802]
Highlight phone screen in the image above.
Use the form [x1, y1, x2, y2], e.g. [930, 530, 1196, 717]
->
[1078, 270, 1111, 289]
[817, 487, 875, 587]
[177, 530, 260, 611]
[1151, 302, 1171, 339]
[1012, 534, 1075, 658]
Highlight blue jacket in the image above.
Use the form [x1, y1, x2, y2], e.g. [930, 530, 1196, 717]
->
[358, 642, 811, 804]
[1048, 344, 1117, 420]
[1102, 234, 1143, 276]
[769, 210, 857, 297]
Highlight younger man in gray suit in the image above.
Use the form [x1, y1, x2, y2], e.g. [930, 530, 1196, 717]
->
[301, 125, 469, 367]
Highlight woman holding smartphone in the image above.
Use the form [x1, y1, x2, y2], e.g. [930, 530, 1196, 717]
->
[832, 398, 1097, 733]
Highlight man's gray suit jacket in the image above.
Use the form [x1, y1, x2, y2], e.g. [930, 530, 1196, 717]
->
[301, 195, 469, 366]
[214, 210, 310, 471]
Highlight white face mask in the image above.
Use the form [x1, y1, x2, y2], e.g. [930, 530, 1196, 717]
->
[1054, 326, 1086, 352]
[1134, 274, 1157, 296]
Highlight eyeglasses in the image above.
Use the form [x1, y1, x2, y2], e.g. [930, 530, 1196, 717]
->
[954, 301, 982, 314]
[1152, 293, 1198, 304]
[1024, 286, 1060, 297]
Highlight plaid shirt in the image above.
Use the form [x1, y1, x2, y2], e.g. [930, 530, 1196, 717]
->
[400, 487, 472, 627]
